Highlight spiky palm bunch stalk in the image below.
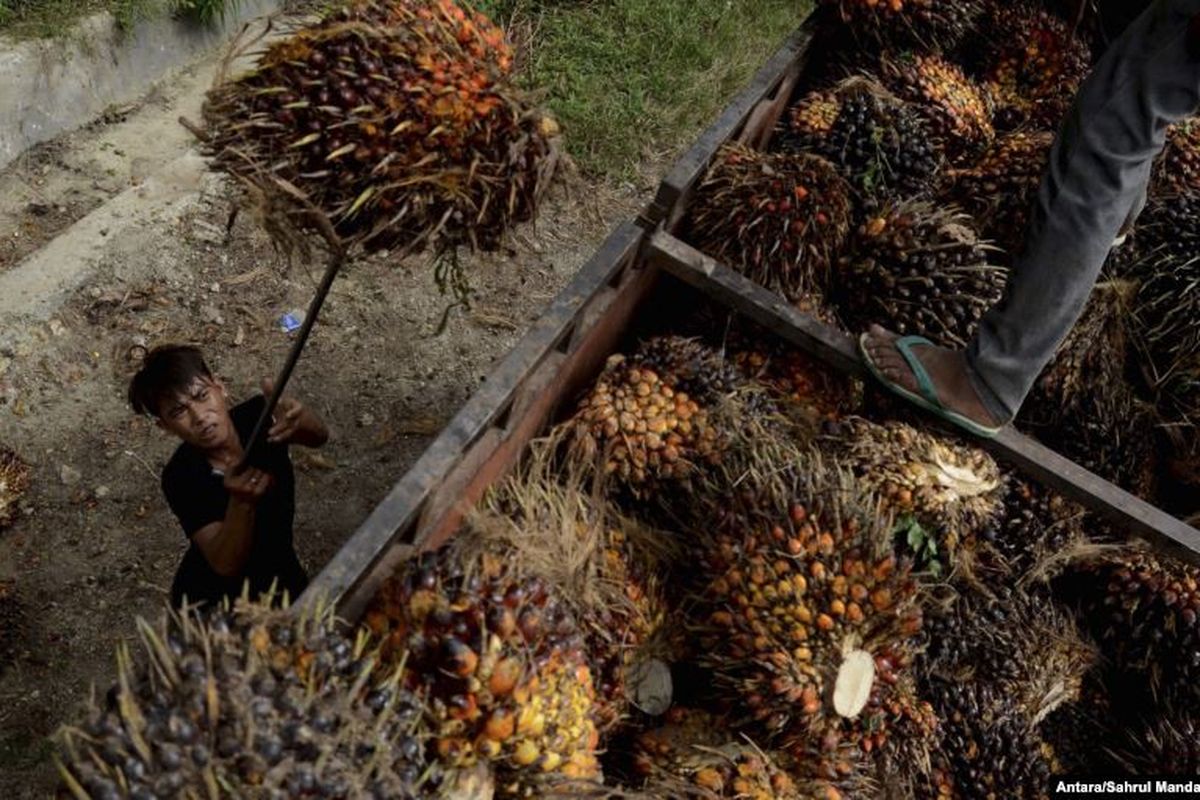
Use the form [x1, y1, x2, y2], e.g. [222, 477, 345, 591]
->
[1108, 710, 1200, 774]
[634, 708, 857, 799]
[816, 0, 984, 50]
[1151, 117, 1200, 197]
[0, 445, 30, 531]
[58, 599, 443, 800]
[1062, 547, 1200, 709]
[363, 545, 600, 796]
[833, 200, 1007, 349]
[197, 0, 558, 255]
[465, 450, 679, 734]
[990, 478, 1087, 577]
[687, 144, 853, 302]
[827, 418, 1004, 576]
[975, 3, 1092, 131]
[942, 131, 1053, 258]
[924, 679, 1057, 799]
[921, 583, 1097, 726]
[880, 53, 994, 162]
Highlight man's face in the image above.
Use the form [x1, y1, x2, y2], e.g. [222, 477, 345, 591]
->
[157, 377, 234, 450]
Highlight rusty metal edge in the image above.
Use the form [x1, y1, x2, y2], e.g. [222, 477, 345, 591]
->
[638, 16, 815, 231]
[297, 220, 647, 618]
[645, 228, 1200, 567]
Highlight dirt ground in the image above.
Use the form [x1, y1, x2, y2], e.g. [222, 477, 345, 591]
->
[0, 44, 651, 796]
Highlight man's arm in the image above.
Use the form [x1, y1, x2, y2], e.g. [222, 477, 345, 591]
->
[192, 467, 272, 577]
[262, 379, 329, 448]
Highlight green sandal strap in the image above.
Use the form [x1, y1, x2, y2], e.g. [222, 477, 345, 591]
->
[894, 336, 941, 408]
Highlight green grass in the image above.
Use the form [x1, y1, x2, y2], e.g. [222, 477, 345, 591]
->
[0, 0, 237, 38]
[490, 0, 810, 177]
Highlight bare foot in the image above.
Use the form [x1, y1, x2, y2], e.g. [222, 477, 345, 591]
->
[861, 324, 1005, 429]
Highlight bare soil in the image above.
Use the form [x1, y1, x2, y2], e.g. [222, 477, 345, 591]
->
[0, 54, 652, 796]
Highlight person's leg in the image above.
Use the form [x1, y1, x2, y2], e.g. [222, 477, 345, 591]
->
[865, 0, 1200, 427]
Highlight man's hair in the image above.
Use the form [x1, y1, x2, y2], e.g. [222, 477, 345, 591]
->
[128, 345, 213, 417]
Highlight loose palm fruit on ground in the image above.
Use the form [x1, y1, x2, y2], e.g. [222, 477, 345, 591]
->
[1152, 117, 1200, 196]
[816, 0, 983, 50]
[1061, 547, 1200, 709]
[777, 89, 842, 155]
[975, 3, 1091, 130]
[830, 417, 1004, 574]
[564, 352, 723, 496]
[696, 484, 933, 761]
[922, 583, 1097, 725]
[467, 459, 678, 734]
[0, 445, 30, 532]
[941, 131, 1053, 258]
[925, 679, 1056, 800]
[686, 143, 853, 302]
[881, 53, 994, 161]
[633, 707, 861, 800]
[988, 477, 1087, 577]
[364, 545, 600, 796]
[834, 200, 1007, 349]
[58, 599, 443, 800]
[1109, 710, 1200, 774]
[198, 0, 557, 254]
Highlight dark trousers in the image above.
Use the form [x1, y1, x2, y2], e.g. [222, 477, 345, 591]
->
[966, 0, 1200, 420]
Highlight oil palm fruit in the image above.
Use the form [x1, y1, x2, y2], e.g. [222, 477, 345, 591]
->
[834, 200, 1007, 349]
[830, 418, 1003, 575]
[695, 476, 935, 762]
[0, 446, 30, 531]
[687, 143, 853, 301]
[1038, 672, 1111, 774]
[925, 679, 1056, 799]
[816, 0, 984, 50]
[976, 3, 1091, 131]
[732, 344, 857, 426]
[990, 478, 1086, 577]
[881, 53, 994, 161]
[198, 0, 557, 254]
[363, 545, 600, 796]
[778, 89, 842, 155]
[1151, 117, 1200, 197]
[941, 131, 1053, 258]
[922, 583, 1097, 725]
[566, 351, 723, 496]
[1064, 547, 1200, 709]
[1047, 383, 1159, 499]
[58, 599, 443, 800]
[1109, 710, 1200, 774]
[467, 459, 678, 735]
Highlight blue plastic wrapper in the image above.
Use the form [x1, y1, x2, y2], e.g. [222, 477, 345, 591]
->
[279, 313, 302, 333]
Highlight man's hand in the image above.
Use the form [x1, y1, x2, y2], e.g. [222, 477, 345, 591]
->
[263, 378, 305, 444]
[224, 466, 273, 503]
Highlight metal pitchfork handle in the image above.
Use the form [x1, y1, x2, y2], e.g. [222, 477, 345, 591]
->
[235, 248, 347, 475]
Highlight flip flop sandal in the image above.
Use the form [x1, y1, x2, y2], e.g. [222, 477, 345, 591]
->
[859, 333, 1005, 440]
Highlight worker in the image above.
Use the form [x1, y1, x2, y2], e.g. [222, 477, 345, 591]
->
[861, 0, 1200, 437]
[127, 345, 329, 608]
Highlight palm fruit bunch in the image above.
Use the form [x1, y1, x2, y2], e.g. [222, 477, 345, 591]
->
[1151, 117, 1200, 197]
[198, 0, 557, 254]
[975, 3, 1091, 131]
[924, 679, 1056, 800]
[1038, 672, 1111, 774]
[467, 460, 677, 734]
[1062, 547, 1200, 709]
[58, 600, 444, 800]
[1048, 383, 1159, 498]
[804, 79, 943, 211]
[731, 345, 857, 427]
[816, 0, 984, 50]
[833, 200, 1007, 349]
[942, 131, 1053, 258]
[777, 90, 842, 155]
[695, 481, 935, 761]
[633, 336, 757, 409]
[881, 53, 994, 162]
[0, 445, 30, 531]
[565, 351, 723, 496]
[829, 418, 1004, 575]
[632, 707, 864, 800]
[921, 583, 1097, 726]
[363, 545, 601, 797]
[687, 143, 853, 301]
[989, 478, 1086, 577]
[1109, 710, 1200, 774]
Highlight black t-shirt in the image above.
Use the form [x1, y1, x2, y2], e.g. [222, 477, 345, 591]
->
[161, 395, 307, 608]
